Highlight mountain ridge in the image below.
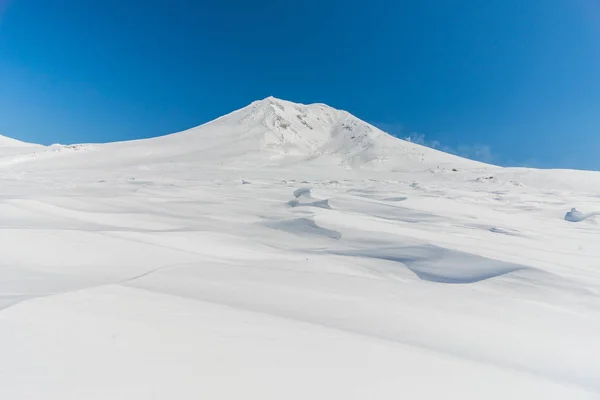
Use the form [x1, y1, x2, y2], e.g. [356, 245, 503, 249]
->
[0, 97, 487, 171]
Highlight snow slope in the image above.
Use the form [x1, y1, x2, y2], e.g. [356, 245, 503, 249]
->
[0, 134, 39, 147]
[0, 98, 599, 399]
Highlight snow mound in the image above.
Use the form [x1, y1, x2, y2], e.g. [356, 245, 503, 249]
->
[565, 208, 599, 222]
[288, 188, 331, 209]
[293, 188, 312, 199]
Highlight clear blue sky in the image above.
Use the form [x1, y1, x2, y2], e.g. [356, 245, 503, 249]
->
[1, 0, 599, 169]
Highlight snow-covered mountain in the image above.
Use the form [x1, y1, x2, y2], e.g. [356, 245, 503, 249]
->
[155, 96, 482, 169]
[0, 97, 487, 172]
[131, 96, 487, 169]
[0, 97, 599, 399]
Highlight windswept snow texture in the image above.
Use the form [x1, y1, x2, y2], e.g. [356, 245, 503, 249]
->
[334, 246, 528, 283]
[0, 97, 599, 399]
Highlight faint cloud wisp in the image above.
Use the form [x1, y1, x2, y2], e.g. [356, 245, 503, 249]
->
[404, 132, 495, 164]
[373, 122, 496, 164]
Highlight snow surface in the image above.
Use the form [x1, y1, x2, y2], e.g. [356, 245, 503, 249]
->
[0, 97, 599, 399]
[565, 208, 600, 222]
[0, 134, 40, 147]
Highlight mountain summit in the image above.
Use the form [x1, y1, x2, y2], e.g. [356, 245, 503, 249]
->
[124, 96, 484, 171]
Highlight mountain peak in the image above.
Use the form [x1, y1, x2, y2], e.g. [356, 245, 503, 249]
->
[250, 96, 333, 112]
[186, 97, 481, 170]
[140, 96, 485, 171]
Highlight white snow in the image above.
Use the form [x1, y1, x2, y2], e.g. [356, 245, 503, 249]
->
[565, 207, 600, 222]
[0, 97, 599, 399]
[0, 134, 40, 147]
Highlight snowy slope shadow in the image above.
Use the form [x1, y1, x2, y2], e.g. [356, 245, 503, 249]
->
[263, 218, 342, 240]
[346, 188, 408, 202]
[462, 223, 524, 237]
[288, 199, 331, 209]
[488, 227, 523, 236]
[383, 196, 408, 202]
[333, 245, 528, 283]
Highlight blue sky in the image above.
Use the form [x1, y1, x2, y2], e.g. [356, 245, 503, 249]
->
[1, 0, 599, 169]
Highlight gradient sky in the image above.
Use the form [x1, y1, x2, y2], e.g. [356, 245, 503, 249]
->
[1, 0, 599, 169]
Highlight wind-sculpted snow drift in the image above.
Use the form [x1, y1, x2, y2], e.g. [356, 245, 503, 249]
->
[565, 208, 600, 222]
[333, 245, 528, 284]
[0, 97, 599, 399]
